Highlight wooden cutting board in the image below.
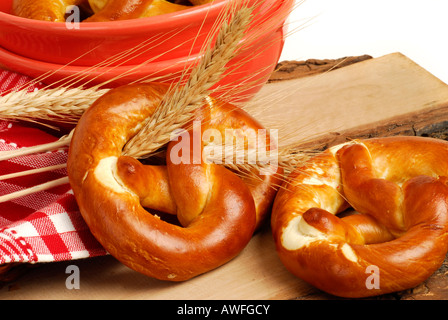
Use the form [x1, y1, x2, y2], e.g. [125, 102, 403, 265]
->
[1, 52, 448, 300]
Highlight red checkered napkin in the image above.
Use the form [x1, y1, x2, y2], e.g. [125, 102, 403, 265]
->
[0, 70, 107, 265]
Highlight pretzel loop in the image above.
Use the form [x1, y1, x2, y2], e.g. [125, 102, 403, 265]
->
[272, 137, 448, 298]
[67, 83, 281, 281]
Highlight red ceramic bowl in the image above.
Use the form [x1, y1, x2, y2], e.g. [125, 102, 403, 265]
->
[0, 0, 293, 102]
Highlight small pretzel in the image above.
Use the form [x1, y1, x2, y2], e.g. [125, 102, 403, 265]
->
[12, 0, 213, 22]
[67, 83, 282, 281]
[271, 136, 448, 298]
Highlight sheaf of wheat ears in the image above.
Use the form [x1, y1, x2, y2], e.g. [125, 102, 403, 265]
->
[0, 0, 255, 153]
[0, 0, 314, 180]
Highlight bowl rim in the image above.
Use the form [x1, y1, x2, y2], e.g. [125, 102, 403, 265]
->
[0, 0, 229, 34]
[0, 43, 200, 74]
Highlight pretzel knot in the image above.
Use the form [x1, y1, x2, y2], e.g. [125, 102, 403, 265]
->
[67, 83, 282, 281]
[272, 136, 448, 298]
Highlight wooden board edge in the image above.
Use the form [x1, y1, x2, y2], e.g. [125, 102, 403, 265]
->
[295, 101, 448, 151]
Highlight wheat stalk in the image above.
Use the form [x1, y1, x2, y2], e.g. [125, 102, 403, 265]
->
[122, 3, 254, 158]
[0, 86, 108, 125]
[203, 144, 313, 179]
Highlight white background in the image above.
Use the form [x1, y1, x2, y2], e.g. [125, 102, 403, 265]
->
[280, 0, 448, 84]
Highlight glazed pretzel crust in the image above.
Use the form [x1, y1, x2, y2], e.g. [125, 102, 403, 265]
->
[271, 136, 448, 298]
[67, 82, 281, 281]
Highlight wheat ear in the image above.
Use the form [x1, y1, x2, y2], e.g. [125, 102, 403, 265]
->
[0, 86, 108, 125]
[122, 2, 254, 158]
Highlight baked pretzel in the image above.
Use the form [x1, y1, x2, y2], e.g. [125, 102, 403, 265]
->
[67, 82, 282, 281]
[12, 0, 213, 22]
[271, 136, 448, 298]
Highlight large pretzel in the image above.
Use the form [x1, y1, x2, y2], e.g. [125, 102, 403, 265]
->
[271, 136, 448, 298]
[67, 83, 282, 281]
[12, 0, 213, 22]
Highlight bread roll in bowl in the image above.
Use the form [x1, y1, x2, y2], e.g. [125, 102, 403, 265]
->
[12, 0, 87, 22]
[271, 136, 448, 298]
[67, 82, 282, 280]
[12, 0, 213, 22]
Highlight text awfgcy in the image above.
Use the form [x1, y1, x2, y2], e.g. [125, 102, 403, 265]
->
[177, 304, 270, 317]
